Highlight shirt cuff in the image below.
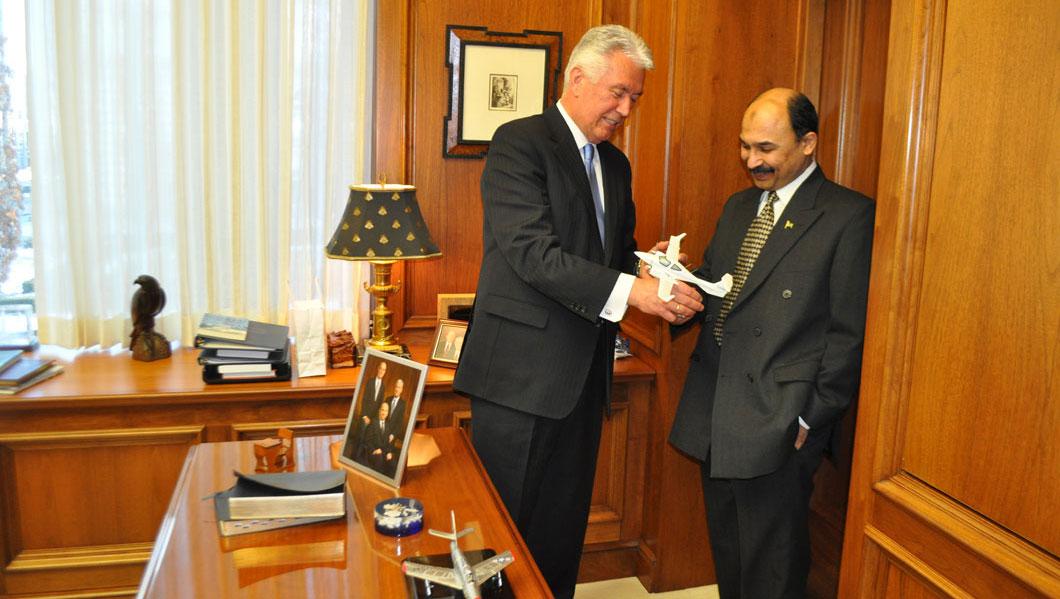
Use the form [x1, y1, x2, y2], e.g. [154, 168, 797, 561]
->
[798, 417, 810, 430]
[600, 273, 634, 322]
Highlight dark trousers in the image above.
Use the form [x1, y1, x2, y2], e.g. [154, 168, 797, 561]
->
[701, 429, 828, 599]
[470, 386, 604, 599]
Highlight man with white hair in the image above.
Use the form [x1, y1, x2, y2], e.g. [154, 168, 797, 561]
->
[454, 25, 702, 597]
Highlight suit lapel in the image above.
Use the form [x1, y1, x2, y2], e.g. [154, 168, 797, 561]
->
[544, 106, 606, 261]
[732, 168, 825, 312]
[600, 143, 621, 264]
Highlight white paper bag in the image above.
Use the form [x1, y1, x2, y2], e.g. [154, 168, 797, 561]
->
[289, 300, 326, 377]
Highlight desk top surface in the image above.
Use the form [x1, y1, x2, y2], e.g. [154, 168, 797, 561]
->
[1, 329, 652, 410]
[137, 428, 552, 598]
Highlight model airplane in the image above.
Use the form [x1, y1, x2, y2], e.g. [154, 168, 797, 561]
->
[401, 511, 514, 599]
[635, 233, 734, 301]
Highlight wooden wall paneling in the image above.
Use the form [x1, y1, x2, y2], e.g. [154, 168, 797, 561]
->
[840, 0, 1060, 595]
[632, 0, 831, 592]
[804, 1, 891, 596]
[0, 426, 204, 595]
[375, 1, 413, 332]
[900, 0, 1059, 552]
[391, 1, 599, 325]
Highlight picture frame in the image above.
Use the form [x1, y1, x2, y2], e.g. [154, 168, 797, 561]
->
[429, 320, 469, 368]
[436, 292, 476, 322]
[338, 349, 428, 488]
[444, 26, 563, 158]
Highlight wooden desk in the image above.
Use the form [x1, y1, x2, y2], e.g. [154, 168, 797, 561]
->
[137, 429, 551, 598]
[0, 331, 653, 596]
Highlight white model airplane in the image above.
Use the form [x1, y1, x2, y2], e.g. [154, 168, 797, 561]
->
[635, 233, 734, 301]
[401, 511, 514, 599]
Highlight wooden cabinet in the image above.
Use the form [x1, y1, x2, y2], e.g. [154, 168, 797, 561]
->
[0, 333, 653, 597]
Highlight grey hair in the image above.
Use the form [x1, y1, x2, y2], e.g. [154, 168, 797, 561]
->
[563, 25, 654, 91]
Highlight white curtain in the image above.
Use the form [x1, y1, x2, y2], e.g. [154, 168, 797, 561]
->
[25, 0, 373, 348]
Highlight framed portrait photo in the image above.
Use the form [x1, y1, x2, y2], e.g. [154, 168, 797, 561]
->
[444, 26, 563, 158]
[429, 320, 468, 368]
[436, 292, 475, 322]
[338, 349, 428, 488]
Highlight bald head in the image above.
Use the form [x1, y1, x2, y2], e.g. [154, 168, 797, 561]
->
[739, 88, 818, 191]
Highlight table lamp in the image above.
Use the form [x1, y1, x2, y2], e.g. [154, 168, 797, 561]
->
[325, 183, 441, 358]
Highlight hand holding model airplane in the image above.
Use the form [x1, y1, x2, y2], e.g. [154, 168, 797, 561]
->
[635, 233, 733, 302]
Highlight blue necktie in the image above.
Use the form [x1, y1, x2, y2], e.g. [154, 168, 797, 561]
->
[581, 143, 606, 246]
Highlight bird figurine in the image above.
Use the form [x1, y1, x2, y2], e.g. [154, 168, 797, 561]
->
[130, 274, 171, 361]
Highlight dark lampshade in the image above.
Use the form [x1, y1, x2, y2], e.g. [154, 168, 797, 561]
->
[325, 183, 441, 357]
[325, 184, 441, 261]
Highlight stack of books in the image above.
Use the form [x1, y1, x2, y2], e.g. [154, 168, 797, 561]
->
[195, 314, 292, 384]
[0, 350, 63, 395]
[213, 469, 347, 536]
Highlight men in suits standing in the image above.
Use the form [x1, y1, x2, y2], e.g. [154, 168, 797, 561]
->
[669, 88, 875, 598]
[360, 360, 388, 425]
[454, 25, 702, 599]
[351, 360, 389, 459]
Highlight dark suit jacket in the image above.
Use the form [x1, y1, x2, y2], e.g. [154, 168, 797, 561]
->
[360, 377, 386, 421]
[453, 104, 639, 418]
[669, 167, 874, 479]
[357, 419, 397, 478]
[382, 395, 405, 443]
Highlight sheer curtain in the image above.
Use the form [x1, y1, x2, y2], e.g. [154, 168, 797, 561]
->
[26, 0, 373, 348]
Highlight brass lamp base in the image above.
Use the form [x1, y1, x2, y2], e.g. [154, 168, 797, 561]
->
[361, 260, 413, 360]
[356, 340, 411, 364]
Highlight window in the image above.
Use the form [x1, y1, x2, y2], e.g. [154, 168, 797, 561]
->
[0, 0, 35, 349]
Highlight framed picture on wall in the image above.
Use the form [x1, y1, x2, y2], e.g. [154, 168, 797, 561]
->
[444, 26, 563, 158]
[338, 349, 428, 488]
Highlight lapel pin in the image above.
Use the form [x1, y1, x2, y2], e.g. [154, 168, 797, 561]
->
[784, 220, 794, 229]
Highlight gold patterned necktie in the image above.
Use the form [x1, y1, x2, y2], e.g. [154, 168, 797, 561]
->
[713, 191, 779, 345]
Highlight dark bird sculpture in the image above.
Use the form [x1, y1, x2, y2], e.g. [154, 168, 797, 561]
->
[130, 274, 171, 361]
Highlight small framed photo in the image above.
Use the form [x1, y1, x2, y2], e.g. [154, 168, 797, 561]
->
[436, 292, 475, 322]
[429, 320, 468, 368]
[338, 349, 428, 488]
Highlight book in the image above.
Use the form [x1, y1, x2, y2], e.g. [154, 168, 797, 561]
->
[216, 514, 342, 537]
[0, 364, 63, 395]
[213, 469, 346, 523]
[0, 358, 56, 386]
[202, 359, 292, 384]
[0, 349, 24, 373]
[195, 313, 250, 341]
[194, 316, 289, 351]
[197, 339, 291, 365]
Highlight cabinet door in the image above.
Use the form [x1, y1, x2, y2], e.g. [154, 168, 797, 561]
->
[839, 0, 1060, 595]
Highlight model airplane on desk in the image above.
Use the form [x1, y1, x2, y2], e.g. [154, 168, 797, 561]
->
[635, 233, 734, 301]
[401, 511, 514, 599]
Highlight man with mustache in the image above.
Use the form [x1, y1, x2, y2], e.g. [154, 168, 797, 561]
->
[454, 25, 702, 599]
[669, 88, 875, 598]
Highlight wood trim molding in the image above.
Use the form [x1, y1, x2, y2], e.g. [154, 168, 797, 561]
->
[831, 0, 865, 185]
[863, 525, 969, 598]
[231, 419, 348, 440]
[0, 426, 206, 450]
[839, 0, 949, 594]
[795, 0, 826, 104]
[6, 543, 154, 572]
[874, 474, 1060, 596]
